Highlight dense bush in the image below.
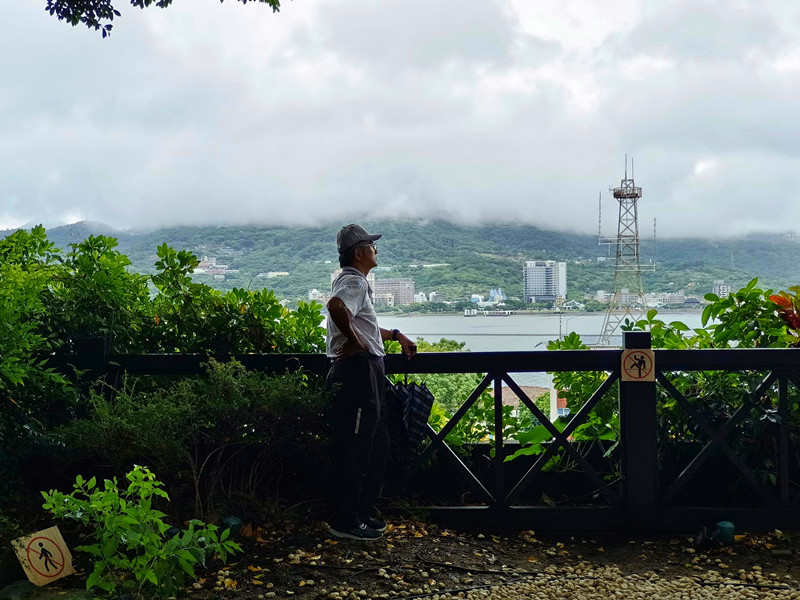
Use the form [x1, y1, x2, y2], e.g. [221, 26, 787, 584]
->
[0, 227, 325, 510]
[54, 360, 328, 519]
[1, 227, 325, 371]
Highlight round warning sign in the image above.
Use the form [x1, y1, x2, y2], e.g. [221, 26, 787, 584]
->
[13, 526, 75, 586]
[25, 536, 65, 578]
[621, 349, 655, 382]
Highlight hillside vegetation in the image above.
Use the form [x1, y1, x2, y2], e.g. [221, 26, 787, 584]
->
[4, 220, 799, 302]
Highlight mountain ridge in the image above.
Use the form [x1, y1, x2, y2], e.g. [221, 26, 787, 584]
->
[2, 220, 797, 301]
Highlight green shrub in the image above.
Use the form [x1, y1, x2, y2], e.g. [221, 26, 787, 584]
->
[56, 360, 328, 517]
[506, 280, 798, 478]
[1, 228, 325, 510]
[41, 466, 240, 598]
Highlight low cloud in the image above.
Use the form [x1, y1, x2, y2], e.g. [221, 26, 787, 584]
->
[1, 0, 798, 237]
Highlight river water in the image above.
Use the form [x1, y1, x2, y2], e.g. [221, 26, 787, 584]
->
[374, 311, 704, 387]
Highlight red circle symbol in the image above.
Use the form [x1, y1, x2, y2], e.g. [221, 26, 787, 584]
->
[25, 536, 65, 578]
[623, 351, 653, 380]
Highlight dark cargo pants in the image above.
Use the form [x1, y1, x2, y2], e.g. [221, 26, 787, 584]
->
[326, 353, 391, 530]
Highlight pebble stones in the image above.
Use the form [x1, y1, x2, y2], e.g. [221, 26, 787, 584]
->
[410, 564, 797, 600]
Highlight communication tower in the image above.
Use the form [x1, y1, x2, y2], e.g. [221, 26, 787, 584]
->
[597, 157, 653, 346]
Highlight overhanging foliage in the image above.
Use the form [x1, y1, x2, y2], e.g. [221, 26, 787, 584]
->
[45, 0, 282, 37]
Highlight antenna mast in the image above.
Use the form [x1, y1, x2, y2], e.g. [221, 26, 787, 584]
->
[653, 216, 657, 265]
[598, 192, 602, 238]
[597, 156, 654, 346]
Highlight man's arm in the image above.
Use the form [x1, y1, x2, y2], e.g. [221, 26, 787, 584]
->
[328, 297, 368, 357]
[380, 327, 418, 358]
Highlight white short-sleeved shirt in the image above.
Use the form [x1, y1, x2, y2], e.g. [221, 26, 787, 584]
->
[326, 267, 385, 358]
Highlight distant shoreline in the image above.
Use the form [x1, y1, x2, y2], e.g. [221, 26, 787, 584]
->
[378, 308, 704, 318]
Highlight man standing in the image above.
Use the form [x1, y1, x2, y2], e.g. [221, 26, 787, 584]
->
[326, 224, 417, 540]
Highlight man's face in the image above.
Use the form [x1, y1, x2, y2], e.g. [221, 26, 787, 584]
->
[357, 241, 378, 269]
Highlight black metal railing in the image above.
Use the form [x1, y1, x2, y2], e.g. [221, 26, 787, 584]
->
[42, 331, 800, 533]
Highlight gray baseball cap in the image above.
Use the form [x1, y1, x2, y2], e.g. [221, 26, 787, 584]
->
[336, 224, 382, 253]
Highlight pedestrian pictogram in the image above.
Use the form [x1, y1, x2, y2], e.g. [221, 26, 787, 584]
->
[12, 526, 75, 586]
[621, 349, 655, 382]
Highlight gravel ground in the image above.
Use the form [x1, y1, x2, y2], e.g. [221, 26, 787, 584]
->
[34, 512, 800, 600]
[450, 568, 800, 600]
[178, 516, 800, 600]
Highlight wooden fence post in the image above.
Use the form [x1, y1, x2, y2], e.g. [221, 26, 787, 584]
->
[620, 331, 658, 533]
[74, 334, 111, 379]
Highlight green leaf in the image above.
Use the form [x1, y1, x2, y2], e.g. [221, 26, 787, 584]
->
[85, 562, 105, 590]
[668, 321, 689, 332]
[101, 537, 119, 557]
[75, 544, 102, 557]
[701, 304, 713, 327]
[143, 569, 158, 585]
[181, 527, 194, 545]
[504, 443, 543, 462]
[514, 424, 554, 446]
[178, 559, 195, 578]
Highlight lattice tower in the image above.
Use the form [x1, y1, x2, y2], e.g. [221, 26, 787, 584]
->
[597, 159, 653, 346]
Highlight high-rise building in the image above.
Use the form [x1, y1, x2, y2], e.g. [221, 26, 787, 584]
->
[522, 261, 567, 303]
[374, 278, 415, 305]
[712, 280, 731, 298]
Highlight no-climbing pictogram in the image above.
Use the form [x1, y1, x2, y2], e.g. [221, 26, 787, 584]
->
[621, 349, 655, 382]
[13, 526, 75, 586]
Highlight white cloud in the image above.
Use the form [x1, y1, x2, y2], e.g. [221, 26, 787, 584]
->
[0, 0, 799, 237]
[693, 159, 719, 177]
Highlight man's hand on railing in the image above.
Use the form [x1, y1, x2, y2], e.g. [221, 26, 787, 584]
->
[396, 332, 417, 359]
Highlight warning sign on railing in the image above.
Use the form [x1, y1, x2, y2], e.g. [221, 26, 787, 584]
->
[621, 349, 655, 382]
[12, 526, 75, 586]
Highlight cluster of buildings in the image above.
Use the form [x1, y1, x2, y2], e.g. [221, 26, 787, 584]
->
[195, 256, 240, 281]
[470, 288, 507, 307]
[593, 289, 689, 307]
[309, 270, 443, 307]
[593, 280, 732, 308]
[307, 260, 734, 312]
[520, 252, 735, 309]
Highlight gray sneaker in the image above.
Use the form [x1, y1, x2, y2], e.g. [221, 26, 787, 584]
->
[361, 516, 387, 532]
[328, 522, 383, 540]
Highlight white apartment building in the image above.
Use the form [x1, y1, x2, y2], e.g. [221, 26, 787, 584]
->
[374, 278, 415, 306]
[523, 260, 567, 303]
[712, 280, 731, 298]
[414, 291, 428, 303]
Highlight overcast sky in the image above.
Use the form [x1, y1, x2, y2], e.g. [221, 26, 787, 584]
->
[2, 0, 800, 237]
